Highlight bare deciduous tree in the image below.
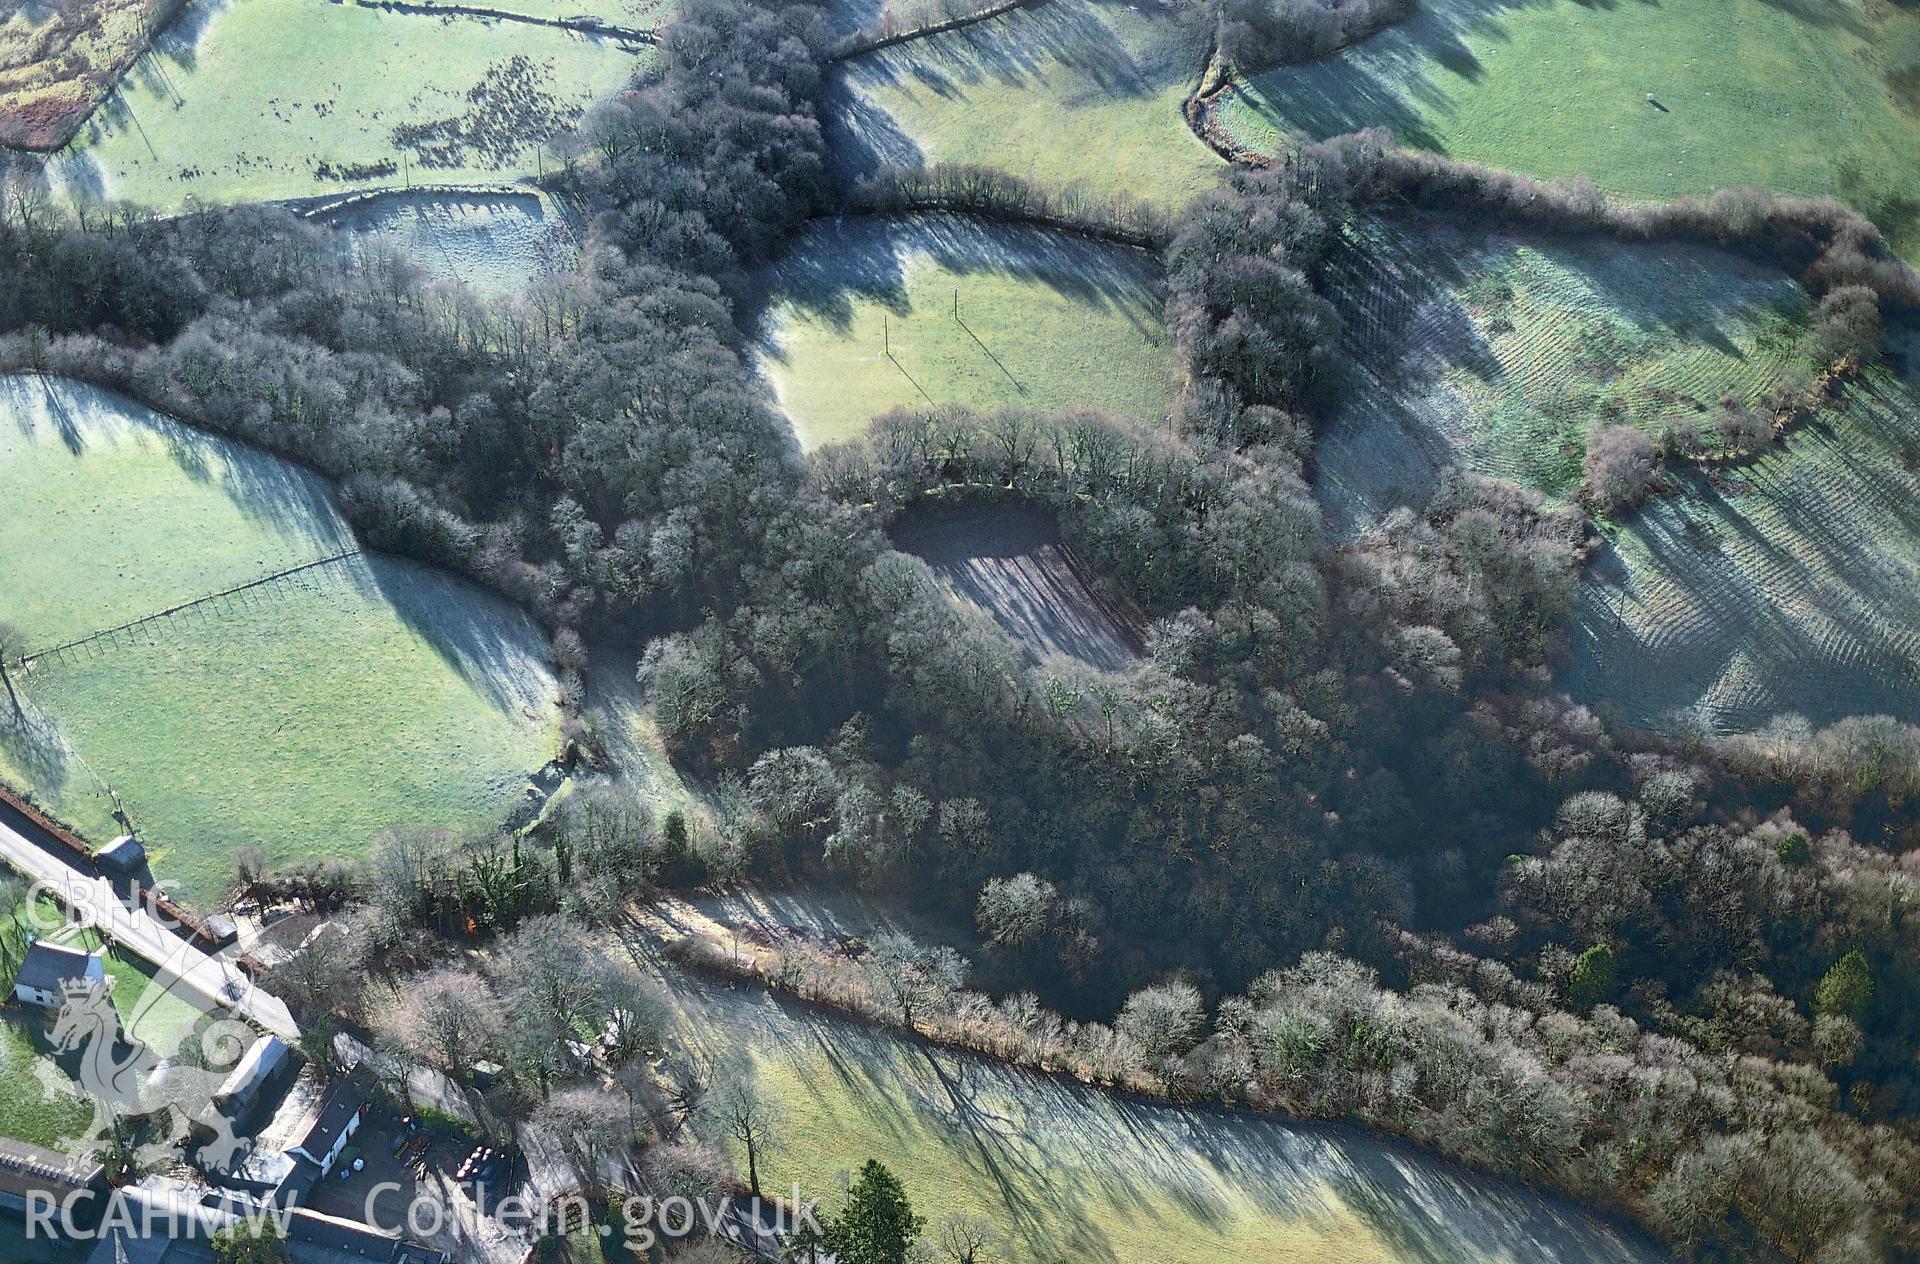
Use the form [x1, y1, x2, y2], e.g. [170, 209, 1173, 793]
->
[695, 1055, 786, 1197]
[863, 930, 966, 1028]
[382, 966, 497, 1080]
[935, 1212, 1008, 1264]
[532, 1086, 631, 1200]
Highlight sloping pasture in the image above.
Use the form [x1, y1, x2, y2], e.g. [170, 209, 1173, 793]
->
[748, 215, 1174, 449]
[827, 0, 1220, 208]
[1312, 212, 1812, 532]
[890, 502, 1144, 670]
[55, 0, 647, 209]
[317, 189, 580, 299]
[1216, 0, 1920, 260]
[638, 953, 1666, 1264]
[0, 376, 561, 907]
[1560, 363, 1920, 735]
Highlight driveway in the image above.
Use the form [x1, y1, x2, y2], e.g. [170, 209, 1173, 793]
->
[0, 802, 298, 1041]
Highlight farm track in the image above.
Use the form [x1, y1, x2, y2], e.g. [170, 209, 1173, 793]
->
[346, 0, 660, 42]
[17, 550, 364, 669]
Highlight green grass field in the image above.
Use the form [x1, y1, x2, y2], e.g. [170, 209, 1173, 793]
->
[748, 215, 1175, 449]
[644, 961, 1660, 1264]
[829, 0, 1220, 209]
[1217, 0, 1920, 260]
[1560, 361, 1920, 736]
[54, 0, 648, 210]
[0, 376, 562, 907]
[0, 1017, 90, 1152]
[1312, 211, 1812, 530]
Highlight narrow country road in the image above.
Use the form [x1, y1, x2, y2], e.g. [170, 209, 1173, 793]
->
[0, 807, 298, 1042]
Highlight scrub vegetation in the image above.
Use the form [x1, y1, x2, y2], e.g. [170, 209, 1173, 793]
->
[0, 0, 179, 149]
[1313, 210, 1815, 529]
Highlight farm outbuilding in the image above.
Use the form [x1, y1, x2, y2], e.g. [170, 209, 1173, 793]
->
[95, 834, 146, 874]
[213, 1034, 295, 1126]
[288, 1081, 365, 1175]
[11, 941, 107, 1010]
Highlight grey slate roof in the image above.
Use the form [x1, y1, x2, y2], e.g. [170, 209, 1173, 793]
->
[13, 940, 99, 995]
[290, 1081, 362, 1161]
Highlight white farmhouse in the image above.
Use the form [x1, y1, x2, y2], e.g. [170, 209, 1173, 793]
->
[11, 941, 106, 1009]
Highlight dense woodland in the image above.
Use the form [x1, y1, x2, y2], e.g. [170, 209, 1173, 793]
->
[3, 0, 1920, 1257]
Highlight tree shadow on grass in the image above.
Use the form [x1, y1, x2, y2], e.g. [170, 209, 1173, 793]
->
[1561, 376, 1920, 732]
[0, 688, 83, 820]
[4, 375, 359, 572]
[844, 0, 1196, 103]
[828, 0, 1206, 176]
[745, 214, 1163, 350]
[1230, 0, 1583, 153]
[651, 960, 1667, 1263]
[822, 70, 926, 183]
[358, 554, 558, 724]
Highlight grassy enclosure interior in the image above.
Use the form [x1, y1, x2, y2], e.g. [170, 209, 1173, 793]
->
[1559, 361, 1920, 736]
[54, 0, 649, 210]
[827, 0, 1221, 209]
[748, 215, 1175, 450]
[1216, 0, 1920, 259]
[650, 964, 1663, 1264]
[317, 190, 580, 300]
[0, 376, 562, 908]
[1311, 212, 1813, 532]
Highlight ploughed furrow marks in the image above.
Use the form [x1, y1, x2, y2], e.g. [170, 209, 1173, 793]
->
[1563, 370, 1920, 734]
[890, 501, 1143, 671]
[1313, 211, 1813, 532]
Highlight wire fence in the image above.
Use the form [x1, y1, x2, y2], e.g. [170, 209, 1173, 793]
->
[17, 550, 363, 671]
